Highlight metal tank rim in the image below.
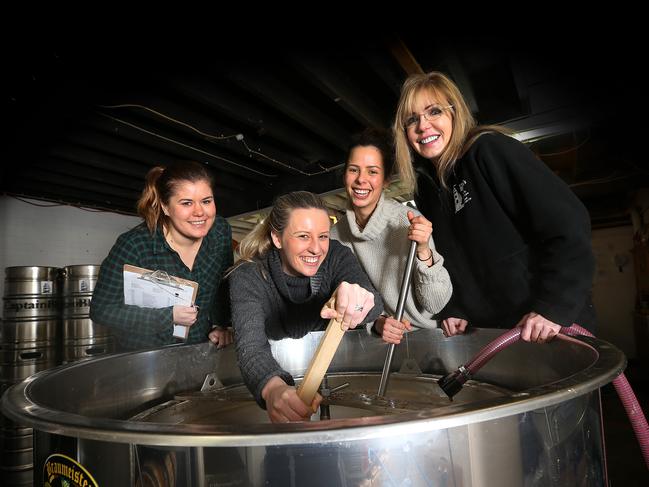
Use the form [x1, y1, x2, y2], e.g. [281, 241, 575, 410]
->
[0, 332, 626, 447]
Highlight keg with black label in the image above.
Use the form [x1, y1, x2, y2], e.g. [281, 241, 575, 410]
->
[3, 266, 60, 321]
[61, 265, 115, 363]
[1, 266, 62, 386]
[2, 266, 62, 487]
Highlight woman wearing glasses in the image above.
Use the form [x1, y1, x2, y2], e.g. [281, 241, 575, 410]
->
[330, 128, 452, 345]
[393, 72, 595, 342]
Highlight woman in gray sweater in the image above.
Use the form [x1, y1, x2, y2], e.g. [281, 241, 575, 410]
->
[229, 191, 383, 423]
[330, 128, 452, 344]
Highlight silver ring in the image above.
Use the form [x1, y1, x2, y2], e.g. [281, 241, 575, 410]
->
[353, 304, 364, 312]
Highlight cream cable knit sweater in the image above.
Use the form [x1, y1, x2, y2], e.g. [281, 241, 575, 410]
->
[330, 193, 452, 330]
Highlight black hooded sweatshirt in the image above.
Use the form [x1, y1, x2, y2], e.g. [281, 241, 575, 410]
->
[414, 132, 595, 329]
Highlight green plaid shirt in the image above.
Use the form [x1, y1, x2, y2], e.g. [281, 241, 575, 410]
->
[90, 216, 233, 351]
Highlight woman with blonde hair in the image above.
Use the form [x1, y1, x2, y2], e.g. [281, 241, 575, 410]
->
[91, 160, 233, 351]
[393, 71, 595, 342]
[229, 190, 383, 423]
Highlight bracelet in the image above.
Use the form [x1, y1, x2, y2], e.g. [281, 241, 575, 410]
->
[416, 250, 433, 262]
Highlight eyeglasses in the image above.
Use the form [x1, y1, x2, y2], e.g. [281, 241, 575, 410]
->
[404, 105, 453, 129]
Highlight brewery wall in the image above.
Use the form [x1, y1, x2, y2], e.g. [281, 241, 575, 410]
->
[0, 195, 641, 361]
[591, 225, 637, 358]
[0, 196, 141, 299]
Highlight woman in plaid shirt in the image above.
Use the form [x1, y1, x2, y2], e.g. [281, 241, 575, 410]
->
[90, 161, 233, 351]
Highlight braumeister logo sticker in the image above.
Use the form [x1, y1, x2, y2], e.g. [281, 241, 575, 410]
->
[44, 453, 99, 487]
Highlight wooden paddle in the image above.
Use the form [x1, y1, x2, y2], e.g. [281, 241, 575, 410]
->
[297, 297, 346, 406]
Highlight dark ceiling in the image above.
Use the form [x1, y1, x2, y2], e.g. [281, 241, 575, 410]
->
[2, 36, 646, 229]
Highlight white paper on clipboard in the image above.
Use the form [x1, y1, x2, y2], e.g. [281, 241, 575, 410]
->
[123, 264, 199, 339]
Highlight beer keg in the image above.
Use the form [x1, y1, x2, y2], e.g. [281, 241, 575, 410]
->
[61, 265, 115, 363]
[0, 413, 32, 487]
[2, 266, 62, 487]
[1, 266, 61, 385]
[3, 266, 60, 321]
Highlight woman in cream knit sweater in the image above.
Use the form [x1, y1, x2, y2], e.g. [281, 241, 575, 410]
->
[330, 128, 452, 344]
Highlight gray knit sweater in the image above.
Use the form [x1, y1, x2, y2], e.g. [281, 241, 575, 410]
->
[229, 240, 383, 407]
[330, 194, 452, 330]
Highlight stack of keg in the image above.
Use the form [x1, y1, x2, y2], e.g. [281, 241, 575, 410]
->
[61, 265, 115, 363]
[1, 264, 116, 486]
[1, 266, 62, 487]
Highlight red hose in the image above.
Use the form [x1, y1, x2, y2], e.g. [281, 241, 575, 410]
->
[439, 324, 649, 469]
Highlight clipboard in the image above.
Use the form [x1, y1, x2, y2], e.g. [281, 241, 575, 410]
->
[123, 264, 199, 339]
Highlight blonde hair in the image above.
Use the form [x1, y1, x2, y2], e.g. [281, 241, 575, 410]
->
[229, 191, 329, 274]
[136, 161, 214, 233]
[393, 71, 508, 191]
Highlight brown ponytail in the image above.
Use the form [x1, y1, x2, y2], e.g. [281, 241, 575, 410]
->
[137, 166, 165, 233]
[136, 161, 215, 234]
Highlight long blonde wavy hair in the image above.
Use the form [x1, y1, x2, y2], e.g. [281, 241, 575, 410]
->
[393, 71, 508, 192]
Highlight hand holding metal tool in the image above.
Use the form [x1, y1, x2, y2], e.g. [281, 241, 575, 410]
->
[377, 203, 421, 397]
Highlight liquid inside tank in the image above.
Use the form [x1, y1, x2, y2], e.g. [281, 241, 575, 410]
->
[131, 372, 512, 424]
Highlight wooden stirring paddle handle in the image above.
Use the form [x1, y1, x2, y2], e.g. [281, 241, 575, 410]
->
[297, 298, 345, 406]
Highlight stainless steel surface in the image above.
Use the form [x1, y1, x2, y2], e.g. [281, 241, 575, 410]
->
[0, 345, 60, 383]
[62, 317, 112, 339]
[3, 266, 60, 292]
[200, 373, 224, 392]
[0, 417, 33, 456]
[62, 317, 115, 363]
[62, 295, 93, 318]
[2, 266, 63, 374]
[2, 328, 626, 486]
[3, 266, 60, 321]
[62, 335, 116, 363]
[378, 239, 418, 397]
[2, 267, 62, 486]
[1, 316, 62, 384]
[1, 379, 35, 486]
[61, 264, 99, 318]
[328, 382, 350, 394]
[0, 318, 59, 347]
[60, 264, 100, 294]
[61, 264, 115, 364]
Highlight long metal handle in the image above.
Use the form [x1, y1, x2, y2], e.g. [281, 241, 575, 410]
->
[377, 238, 418, 397]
